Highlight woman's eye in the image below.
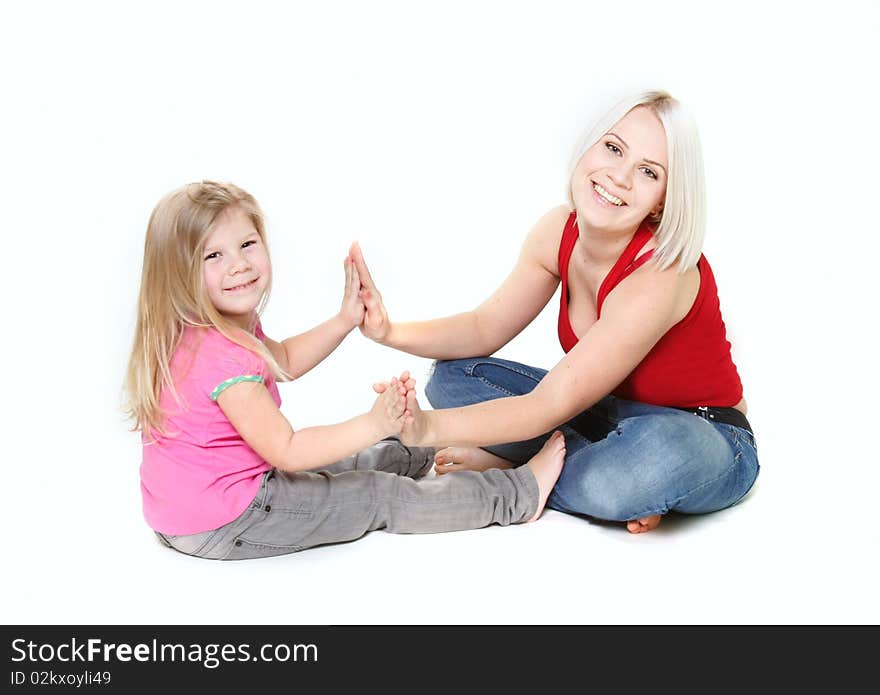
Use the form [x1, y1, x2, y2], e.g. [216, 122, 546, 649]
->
[605, 142, 621, 155]
[641, 167, 657, 180]
[204, 252, 219, 261]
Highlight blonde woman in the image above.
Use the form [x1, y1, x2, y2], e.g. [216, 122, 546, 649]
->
[355, 90, 759, 534]
[124, 181, 563, 560]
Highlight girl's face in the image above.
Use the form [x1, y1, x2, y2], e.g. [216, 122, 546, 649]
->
[202, 206, 271, 329]
[571, 106, 668, 235]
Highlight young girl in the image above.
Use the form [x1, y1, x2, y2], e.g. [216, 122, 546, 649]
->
[124, 180, 564, 560]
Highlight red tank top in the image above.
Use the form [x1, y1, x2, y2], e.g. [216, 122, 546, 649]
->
[557, 212, 743, 408]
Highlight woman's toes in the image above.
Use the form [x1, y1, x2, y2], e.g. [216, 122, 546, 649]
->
[626, 515, 662, 534]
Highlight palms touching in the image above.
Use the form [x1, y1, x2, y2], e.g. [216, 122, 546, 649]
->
[350, 242, 390, 342]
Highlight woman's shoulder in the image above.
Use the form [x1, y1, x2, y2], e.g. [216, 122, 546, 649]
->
[617, 254, 702, 326]
[522, 205, 573, 275]
[530, 205, 572, 240]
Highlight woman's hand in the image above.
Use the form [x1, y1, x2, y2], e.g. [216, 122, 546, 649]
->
[350, 242, 391, 343]
[338, 255, 366, 331]
[398, 387, 427, 447]
[373, 371, 428, 447]
[369, 377, 408, 437]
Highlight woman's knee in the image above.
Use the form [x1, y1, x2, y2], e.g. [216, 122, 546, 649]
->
[550, 414, 738, 520]
[550, 468, 661, 521]
[425, 359, 473, 408]
[425, 357, 545, 408]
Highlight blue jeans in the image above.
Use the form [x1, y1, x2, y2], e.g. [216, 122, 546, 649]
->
[425, 357, 760, 522]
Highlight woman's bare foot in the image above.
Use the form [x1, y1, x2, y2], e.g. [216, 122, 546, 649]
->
[626, 515, 662, 534]
[526, 431, 566, 522]
[433, 447, 513, 475]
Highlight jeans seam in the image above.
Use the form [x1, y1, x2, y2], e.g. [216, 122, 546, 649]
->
[259, 508, 312, 516]
[234, 538, 304, 551]
[320, 496, 507, 512]
[465, 359, 545, 384]
[468, 362, 544, 398]
[513, 465, 540, 518]
[475, 377, 521, 397]
[428, 358, 546, 410]
[192, 532, 219, 555]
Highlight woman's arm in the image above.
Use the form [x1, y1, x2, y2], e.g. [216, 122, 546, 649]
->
[263, 256, 364, 378]
[216, 375, 408, 473]
[351, 205, 570, 359]
[401, 264, 688, 448]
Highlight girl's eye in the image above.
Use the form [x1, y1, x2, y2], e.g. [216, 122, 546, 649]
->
[640, 167, 658, 180]
[241, 240, 257, 249]
[605, 142, 622, 155]
[204, 252, 220, 261]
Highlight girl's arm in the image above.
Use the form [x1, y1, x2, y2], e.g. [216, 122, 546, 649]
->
[401, 263, 692, 448]
[263, 256, 364, 379]
[351, 206, 570, 359]
[216, 375, 409, 473]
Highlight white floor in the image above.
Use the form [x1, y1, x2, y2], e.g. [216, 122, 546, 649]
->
[5, 392, 878, 625]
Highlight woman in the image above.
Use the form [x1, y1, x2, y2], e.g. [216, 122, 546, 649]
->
[352, 90, 758, 534]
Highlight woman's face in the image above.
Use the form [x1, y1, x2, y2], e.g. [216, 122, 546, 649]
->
[571, 106, 668, 234]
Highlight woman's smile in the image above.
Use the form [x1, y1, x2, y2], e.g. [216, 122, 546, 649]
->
[590, 181, 627, 207]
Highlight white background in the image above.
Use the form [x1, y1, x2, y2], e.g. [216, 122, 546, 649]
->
[2, 0, 878, 624]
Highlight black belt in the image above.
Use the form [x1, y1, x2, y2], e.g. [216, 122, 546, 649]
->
[675, 406, 753, 434]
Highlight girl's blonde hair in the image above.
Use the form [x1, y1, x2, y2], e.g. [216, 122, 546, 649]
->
[124, 180, 289, 437]
[568, 90, 706, 273]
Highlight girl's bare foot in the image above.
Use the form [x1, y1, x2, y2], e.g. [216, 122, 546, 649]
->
[626, 515, 662, 534]
[526, 431, 566, 522]
[433, 447, 513, 475]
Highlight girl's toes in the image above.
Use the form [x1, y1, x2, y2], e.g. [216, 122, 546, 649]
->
[434, 448, 454, 466]
[434, 461, 463, 476]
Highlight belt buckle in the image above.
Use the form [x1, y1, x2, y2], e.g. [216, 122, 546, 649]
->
[697, 406, 715, 421]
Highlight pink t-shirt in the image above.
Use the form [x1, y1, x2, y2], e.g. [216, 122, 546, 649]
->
[140, 323, 280, 535]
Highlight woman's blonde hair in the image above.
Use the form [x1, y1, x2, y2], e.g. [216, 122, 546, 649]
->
[568, 90, 706, 272]
[124, 180, 289, 437]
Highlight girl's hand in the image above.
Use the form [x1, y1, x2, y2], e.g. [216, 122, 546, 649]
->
[374, 371, 427, 446]
[370, 377, 407, 437]
[350, 242, 391, 342]
[372, 370, 415, 397]
[339, 255, 366, 330]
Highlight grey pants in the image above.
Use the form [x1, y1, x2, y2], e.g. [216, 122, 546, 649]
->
[156, 438, 539, 560]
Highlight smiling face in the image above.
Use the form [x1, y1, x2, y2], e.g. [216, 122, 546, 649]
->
[201, 206, 271, 329]
[571, 106, 668, 235]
